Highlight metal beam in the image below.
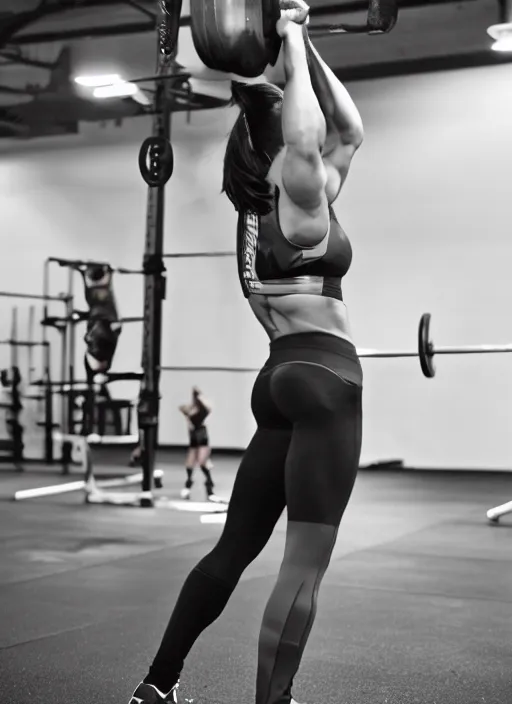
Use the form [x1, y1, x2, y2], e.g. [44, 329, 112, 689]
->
[10, 19, 156, 45]
[333, 48, 512, 81]
[0, 49, 56, 69]
[2, 0, 502, 84]
[1, 0, 65, 50]
[0, 84, 31, 94]
[9, 0, 479, 45]
[316, 0, 478, 14]
[0, 119, 28, 136]
[121, 0, 157, 19]
[0, 0, 154, 49]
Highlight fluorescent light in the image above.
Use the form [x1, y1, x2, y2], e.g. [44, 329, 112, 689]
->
[487, 22, 512, 52]
[132, 90, 152, 107]
[491, 37, 512, 52]
[74, 73, 122, 87]
[93, 82, 139, 99]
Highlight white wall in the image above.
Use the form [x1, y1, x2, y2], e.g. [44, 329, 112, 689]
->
[1, 63, 511, 469]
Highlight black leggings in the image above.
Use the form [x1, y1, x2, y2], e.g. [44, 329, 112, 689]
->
[146, 332, 363, 703]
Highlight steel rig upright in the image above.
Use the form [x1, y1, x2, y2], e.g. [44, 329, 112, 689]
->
[137, 0, 183, 506]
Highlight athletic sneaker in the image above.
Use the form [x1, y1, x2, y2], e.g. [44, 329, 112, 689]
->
[180, 488, 191, 500]
[207, 493, 228, 504]
[129, 682, 179, 704]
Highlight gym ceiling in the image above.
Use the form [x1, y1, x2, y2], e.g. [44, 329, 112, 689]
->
[0, 0, 509, 139]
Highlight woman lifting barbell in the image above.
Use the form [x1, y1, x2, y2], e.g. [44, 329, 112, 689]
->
[129, 1, 364, 703]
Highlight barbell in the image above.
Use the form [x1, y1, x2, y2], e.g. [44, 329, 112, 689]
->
[161, 313, 512, 379]
[359, 313, 512, 378]
[189, 0, 398, 79]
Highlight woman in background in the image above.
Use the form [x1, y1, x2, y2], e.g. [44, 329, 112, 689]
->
[81, 263, 122, 383]
[179, 386, 222, 503]
[80, 263, 122, 435]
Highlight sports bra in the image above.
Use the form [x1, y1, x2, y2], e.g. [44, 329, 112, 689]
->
[237, 188, 352, 301]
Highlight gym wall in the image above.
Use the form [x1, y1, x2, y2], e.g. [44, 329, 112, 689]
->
[0, 62, 511, 469]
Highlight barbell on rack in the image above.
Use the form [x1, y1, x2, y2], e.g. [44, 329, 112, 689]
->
[161, 313, 512, 379]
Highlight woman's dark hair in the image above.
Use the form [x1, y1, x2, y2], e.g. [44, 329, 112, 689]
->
[222, 81, 283, 215]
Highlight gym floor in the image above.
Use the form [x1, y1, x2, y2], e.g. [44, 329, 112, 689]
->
[0, 451, 511, 704]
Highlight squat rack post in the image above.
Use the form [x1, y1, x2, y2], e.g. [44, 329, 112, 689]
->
[42, 258, 75, 465]
[66, 265, 76, 437]
[136, 0, 183, 507]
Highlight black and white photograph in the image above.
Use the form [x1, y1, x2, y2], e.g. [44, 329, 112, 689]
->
[0, 1, 511, 702]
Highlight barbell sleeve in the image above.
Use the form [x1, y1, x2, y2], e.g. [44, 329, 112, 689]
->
[358, 343, 512, 359]
[432, 344, 512, 355]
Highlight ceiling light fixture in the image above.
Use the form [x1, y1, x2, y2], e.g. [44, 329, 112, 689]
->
[74, 74, 123, 87]
[92, 82, 139, 99]
[487, 22, 512, 51]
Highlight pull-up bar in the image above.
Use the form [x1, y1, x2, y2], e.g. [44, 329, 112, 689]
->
[0, 340, 49, 348]
[0, 291, 70, 303]
[47, 257, 144, 276]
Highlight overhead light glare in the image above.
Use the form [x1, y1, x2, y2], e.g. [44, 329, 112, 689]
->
[74, 74, 123, 87]
[93, 82, 139, 99]
[491, 37, 512, 52]
[487, 22, 512, 52]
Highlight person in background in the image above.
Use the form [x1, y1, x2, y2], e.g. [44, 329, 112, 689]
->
[81, 264, 122, 383]
[179, 386, 223, 503]
[79, 263, 122, 435]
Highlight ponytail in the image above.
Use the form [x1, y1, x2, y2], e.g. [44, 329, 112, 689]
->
[222, 81, 284, 214]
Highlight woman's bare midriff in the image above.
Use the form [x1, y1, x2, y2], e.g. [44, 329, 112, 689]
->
[249, 293, 354, 343]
